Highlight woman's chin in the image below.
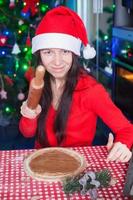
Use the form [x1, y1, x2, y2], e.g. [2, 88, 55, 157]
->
[51, 72, 67, 79]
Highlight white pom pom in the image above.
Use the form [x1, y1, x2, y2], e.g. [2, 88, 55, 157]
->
[83, 44, 96, 59]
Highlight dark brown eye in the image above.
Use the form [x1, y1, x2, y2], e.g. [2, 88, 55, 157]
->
[62, 50, 71, 54]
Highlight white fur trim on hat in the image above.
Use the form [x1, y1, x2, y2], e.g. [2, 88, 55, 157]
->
[32, 33, 81, 55]
[83, 44, 96, 59]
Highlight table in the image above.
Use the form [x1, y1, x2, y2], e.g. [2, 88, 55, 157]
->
[0, 146, 130, 200]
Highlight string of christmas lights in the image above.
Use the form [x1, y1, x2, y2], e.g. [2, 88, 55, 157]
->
[0, 0, 65, 125]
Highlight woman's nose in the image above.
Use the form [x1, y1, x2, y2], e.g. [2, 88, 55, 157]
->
[54, 53, 62, 65]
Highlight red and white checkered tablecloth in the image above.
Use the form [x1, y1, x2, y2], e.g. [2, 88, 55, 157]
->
[0, 146, 130, 200]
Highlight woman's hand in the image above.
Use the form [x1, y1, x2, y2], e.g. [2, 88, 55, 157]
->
[106, 133, 132, 162]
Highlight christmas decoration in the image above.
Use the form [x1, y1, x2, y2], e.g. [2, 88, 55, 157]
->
[9, 0, 15, 9]
[0, 35, 7, 46]
[0, 1, 66, 125]
[104, 61, 113, 75]
[18, 20, 24, 26]
[22, 0, 40, 16]
[24, 66, 35, 82]
[12, 43, 21, 55]
[17, 91, 25, 101]
[4, 75, 13, 86]
[0, 89, 7, 99]
[63, 169, 112, 199]
[0, 74, 7, 99]
[26, 34, 31, 46]
[32, 6, 96, 59]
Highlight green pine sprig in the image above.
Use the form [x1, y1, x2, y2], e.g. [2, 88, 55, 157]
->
[63, 169, 111, 195]
[96, 169, 111, 187]
[63, 175, 82, 194]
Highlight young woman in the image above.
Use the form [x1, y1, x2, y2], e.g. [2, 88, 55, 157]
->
[19, 6, 133, 162]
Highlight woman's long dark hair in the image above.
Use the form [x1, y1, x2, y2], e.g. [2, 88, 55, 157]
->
[36, 54, 85, 147]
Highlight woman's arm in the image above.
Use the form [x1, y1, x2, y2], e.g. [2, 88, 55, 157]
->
[19, 65, 45, 138]
[90, 84, 133, 149]
[90, 84, 133, 162]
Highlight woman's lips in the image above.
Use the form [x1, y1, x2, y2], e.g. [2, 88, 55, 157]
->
[52, 67, 64, 71]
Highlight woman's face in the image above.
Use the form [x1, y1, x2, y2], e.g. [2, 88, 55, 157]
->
[40, 48, 73, 79]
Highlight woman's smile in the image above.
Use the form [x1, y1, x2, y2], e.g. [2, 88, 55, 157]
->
[52, 66, 65, 71]
[40, 48, 72, 79]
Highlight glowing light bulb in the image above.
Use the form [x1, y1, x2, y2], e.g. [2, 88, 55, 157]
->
[23, 47, 28, 52]
[104, 35, 108, 40]
[2, 51, 6, 55]
[5, 107, 11, 113]
[23, 64, 28, 70]
[18, 30, 22, 34]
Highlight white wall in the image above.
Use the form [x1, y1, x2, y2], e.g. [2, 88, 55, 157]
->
[76, 0, 95, 42]
[76, 0, 113, 43]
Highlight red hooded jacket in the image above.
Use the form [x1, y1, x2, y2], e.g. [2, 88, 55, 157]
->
[19, 73, 133, 149]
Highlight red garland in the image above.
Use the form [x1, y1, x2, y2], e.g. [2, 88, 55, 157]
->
[22, 0, 39, 16]
[24, 67, 35, 82]
[4, 75, 14, 86]
[26, 35, 31, 46]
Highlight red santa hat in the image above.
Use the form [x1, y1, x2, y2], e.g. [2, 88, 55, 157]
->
[32, 6, 96, 59]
